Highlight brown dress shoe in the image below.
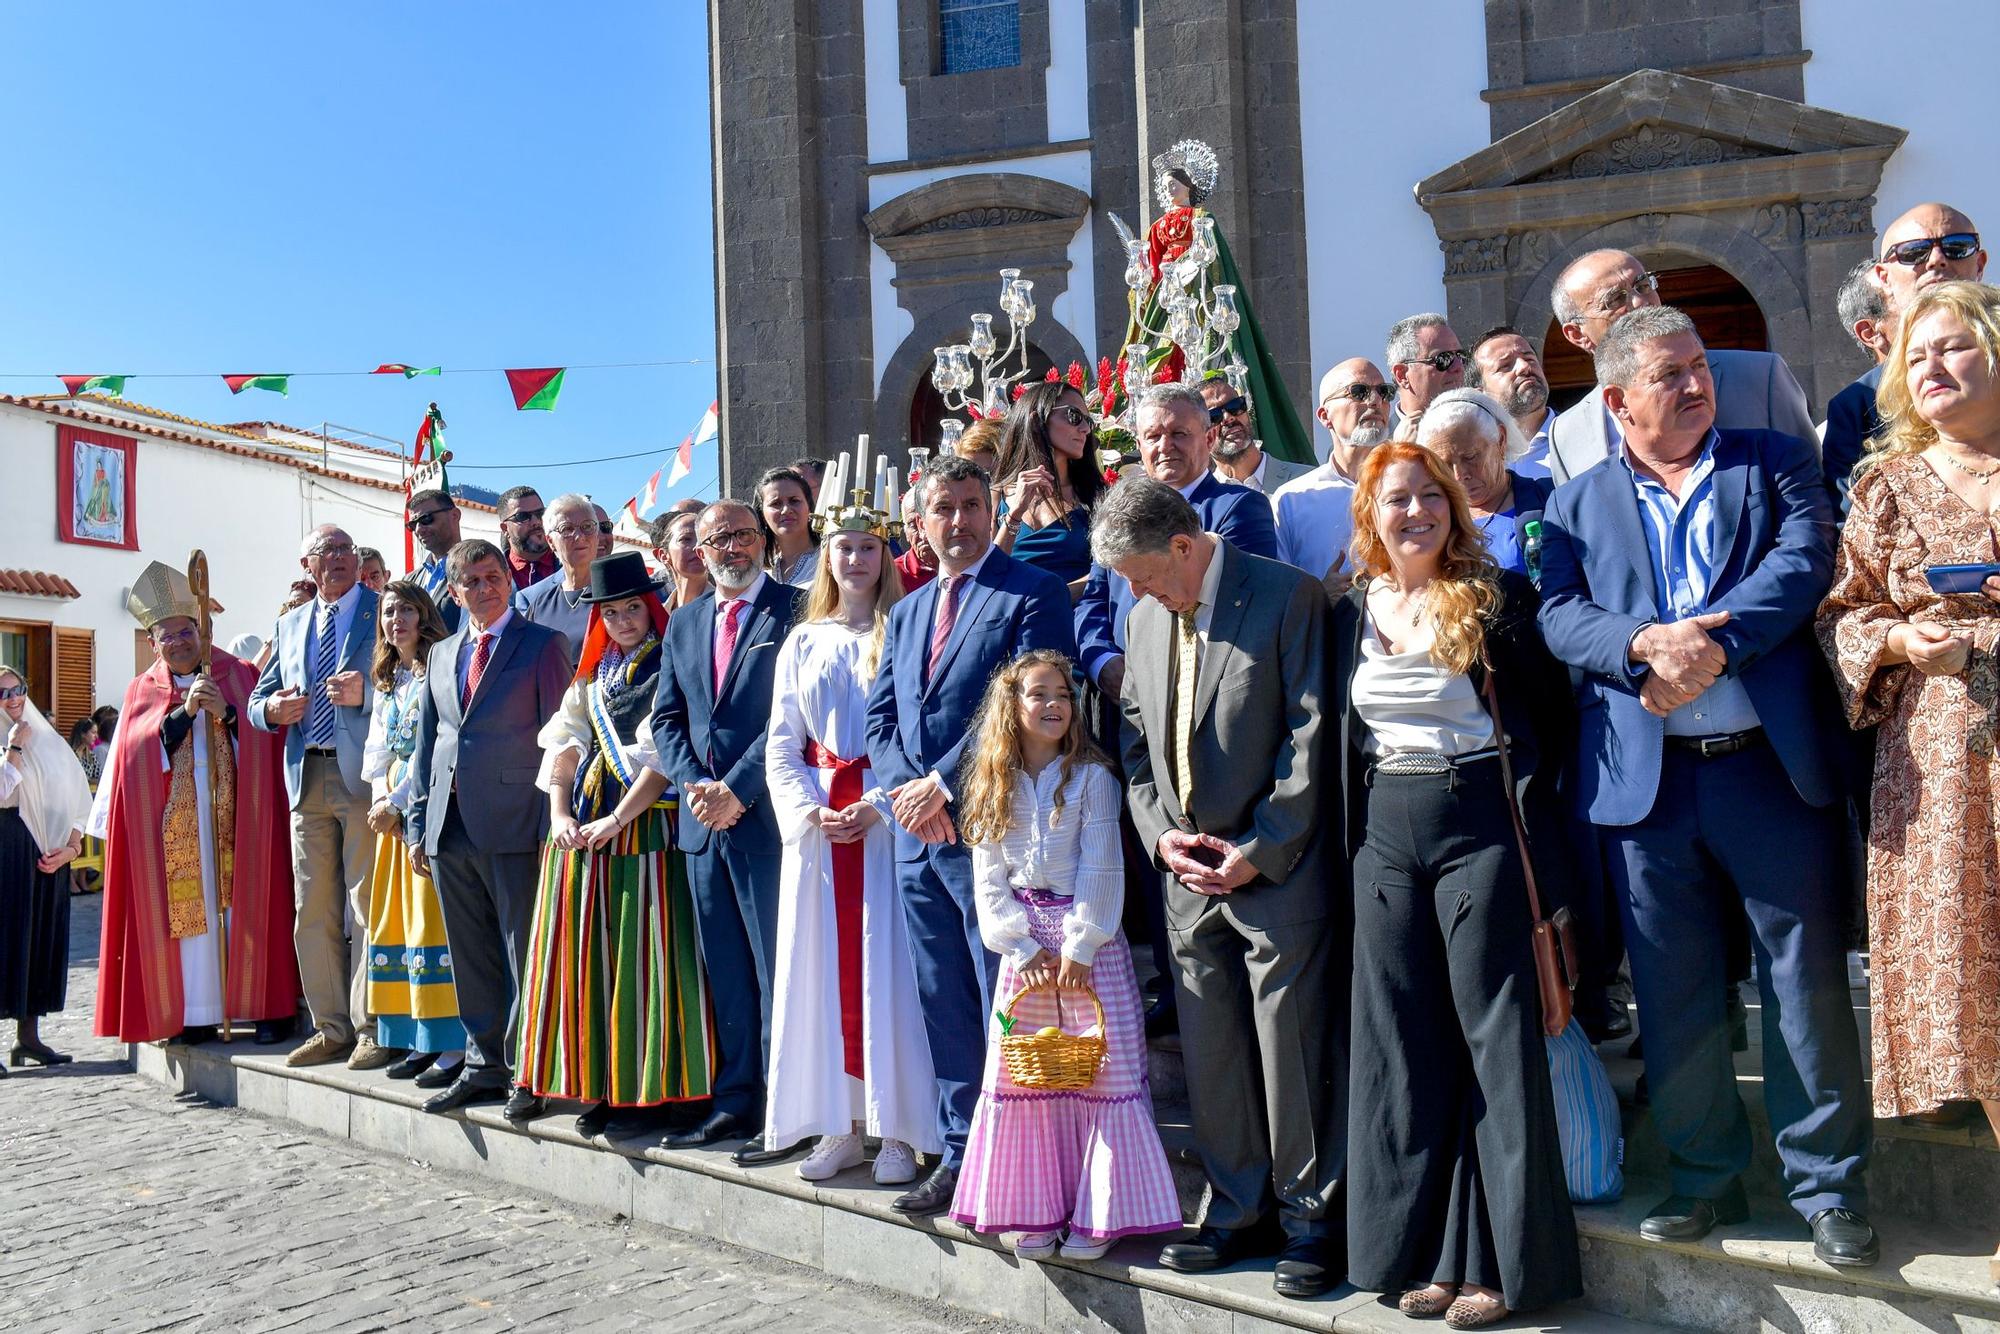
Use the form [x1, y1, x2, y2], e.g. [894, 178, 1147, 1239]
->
[347, 1037, 404, 1071]
[285, 1032, 355, 1067]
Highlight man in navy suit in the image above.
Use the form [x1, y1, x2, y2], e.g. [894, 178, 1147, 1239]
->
[250, 525, 381, 1069]
[652, 498, 805, 1162]
[1536, 307, 1877, 1268]
[865, 452, 1076, 1216]
[1818, 259, 1890, 518]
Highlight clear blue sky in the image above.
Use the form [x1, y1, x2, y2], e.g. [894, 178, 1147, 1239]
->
[0, 2, 720, 526]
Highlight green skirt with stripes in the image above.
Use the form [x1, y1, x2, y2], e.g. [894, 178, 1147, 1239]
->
[515, 800, 715, 1105]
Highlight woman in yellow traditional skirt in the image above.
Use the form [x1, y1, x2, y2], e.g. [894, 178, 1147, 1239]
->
[516, 552, 714, 1137]
[361, 581, 467, 1083]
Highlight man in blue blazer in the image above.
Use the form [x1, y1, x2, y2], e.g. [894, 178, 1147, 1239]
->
[249, 525, 381, 1068]
[1537, 308, 1876, 1268]
[652, 498, 805, 1162]
[865, 452, 1076, 1216]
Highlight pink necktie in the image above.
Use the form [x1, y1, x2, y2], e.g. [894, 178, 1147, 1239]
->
[713, 599, 747, 695]
[461, 631, 494, 712]
[927, 574, 962, 684]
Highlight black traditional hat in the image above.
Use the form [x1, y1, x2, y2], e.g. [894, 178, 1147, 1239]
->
[579, 551, 657, 604]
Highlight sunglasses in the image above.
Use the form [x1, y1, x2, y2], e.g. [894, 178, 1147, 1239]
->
[405, 508, 454, 532]
[1882, 233, 1981, 266]
[700, 527, 763, 552]
[1325, 382, 1395, 405]
[0, 684, 26, 701]
[1400, 350, 1467, 373]
[1053, 404, 1090, 427]
[504, 506, 545, 525]
[1206, 395, 1249, 423]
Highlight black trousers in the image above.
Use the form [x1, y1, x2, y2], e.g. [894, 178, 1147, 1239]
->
[431, 804, 539, 1085]
[1346, 758, 1580, 1314]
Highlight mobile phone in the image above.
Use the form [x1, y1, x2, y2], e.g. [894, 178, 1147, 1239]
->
[1925, 563, 2000, 595]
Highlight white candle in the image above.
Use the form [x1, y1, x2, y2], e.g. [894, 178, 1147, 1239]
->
[853, 434, 870, 501]
[815, 454, 839, 515]
[825, 452, 848, 514]
[886, 465, 901, 525]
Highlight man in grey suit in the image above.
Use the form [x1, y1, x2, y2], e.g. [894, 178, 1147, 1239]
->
[406, 539, 571, 1119]
[250, 525, 380, 1069]
[1098, 478, 1345, 1300]
[1203, 375, 1311, 496]
[1545, 249, 1816, 484]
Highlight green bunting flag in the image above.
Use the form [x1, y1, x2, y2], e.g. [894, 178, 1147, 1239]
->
[373, 363, 441, 378]
[504, 367, 565, 411]
[59, 374, 127, 397]
[222, 374, 290, 395]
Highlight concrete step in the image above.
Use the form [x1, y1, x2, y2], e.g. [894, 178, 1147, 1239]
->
[133, 1037, 1673, 1334]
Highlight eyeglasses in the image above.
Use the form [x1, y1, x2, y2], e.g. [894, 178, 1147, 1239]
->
[1206, 395, 1249, 422]
[308, 541, 356, 559]
[1882, 232, 1981, 266]
[1053, 404, 1090, 428]
[699, 527, 763, 552]
[1324, 382, 1395, 405]
[0, 684, 26, 701]
[404, 508, 454, 532]
[1590, 271, 1659, 316]
[503, 506, 545, 526]
[1398, 350, 1467, 373]
[550, 522, 601, 539]
[151, 626, 199, 645]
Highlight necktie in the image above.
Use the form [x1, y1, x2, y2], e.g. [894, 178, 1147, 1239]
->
[306, 601, 337, 746]
[1173, 609, 1199, 811]
[461, 631, 494, 712]
[927, 574, 962, 684]
[713, 599, 747, 696]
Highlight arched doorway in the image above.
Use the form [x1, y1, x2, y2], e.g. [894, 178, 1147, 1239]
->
[907, 341, 1061, 454]
[1541, 263, 1770, 411]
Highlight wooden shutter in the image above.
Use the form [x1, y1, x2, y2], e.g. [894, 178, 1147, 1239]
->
[52, 626, 95, 736]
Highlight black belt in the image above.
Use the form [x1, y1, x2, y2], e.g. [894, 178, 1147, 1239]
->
[1665, 728, 1762, 759]
[304, 746, 339, 757]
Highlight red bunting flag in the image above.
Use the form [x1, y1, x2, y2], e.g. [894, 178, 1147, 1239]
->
[374, 363, 441, 378]
[223, 374, 290, 395]
[639, 468, 663, 515]
[504, 367, 566, 411]
[59, 374, 127, 397]
[668, 400, 719, 485]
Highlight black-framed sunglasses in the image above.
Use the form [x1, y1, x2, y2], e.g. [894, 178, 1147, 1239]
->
[1052, 404, 1090, 428]
[1883, 233, 1981, 266]
[405, 507, 454, 532]
[0, 684, 26, 701]
[503, 506, 545, 526]
[1206, 395, 1250, 422]
[1399, 350, 1467, 374]
[1325, 382, 1396, 405]
[595, 521, 614, 535]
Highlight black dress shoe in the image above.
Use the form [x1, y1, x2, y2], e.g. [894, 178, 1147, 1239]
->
[1272, 1235, 1340, 1298]
[178, 1024, 220, 1046]
[1583, 1012, 1633, 1043]
[413, 1060, 463, 1090]
[253, 1017, 296, 1045]
[1159, 1224, 1285, 1273]
[890, 1163, 958, 1217]
[663, 1110, 757, 1150]
[502, 1087, 547, 1122]
[733, 1135, 808, 1167]
[386, 1051, 440, 1081]
[11, 1041, 72, 1067]
[1639, 1183, 1749, 1242]
[424, 1078, 506, 1114]
[575, 1102, 614, 1137]
[1811, 1208, 1880, 1268]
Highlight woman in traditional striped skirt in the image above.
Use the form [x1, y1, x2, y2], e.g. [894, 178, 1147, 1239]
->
[361, 581, 467, 1082]
[516, 551, 713, 1136]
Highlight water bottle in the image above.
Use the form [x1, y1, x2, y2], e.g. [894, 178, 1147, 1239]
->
[1522, 519, 1545, 589]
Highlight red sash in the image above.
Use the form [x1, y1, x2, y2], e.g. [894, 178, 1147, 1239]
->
[805, 739, 869, 1080]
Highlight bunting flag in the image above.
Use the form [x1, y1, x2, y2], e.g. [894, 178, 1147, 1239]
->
[504, 367, 566, 411]
[404, 403, 451, 572]
[668, 400, 719, 485]
[59, 374, 127, 397]
[614, 496, 650, 544]
[223, 374, 290, 395]
[639, 467, 663, 516]
[373, 363, 441, 378]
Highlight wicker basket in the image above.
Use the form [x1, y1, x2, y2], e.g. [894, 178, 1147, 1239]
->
[998, 983, 1108, 1091]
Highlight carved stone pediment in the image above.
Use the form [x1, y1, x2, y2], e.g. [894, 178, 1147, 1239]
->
[1531, 125, 1774, 182]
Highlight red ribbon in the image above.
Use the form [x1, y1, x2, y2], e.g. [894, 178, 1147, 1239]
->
[804, 739, 869, 1080]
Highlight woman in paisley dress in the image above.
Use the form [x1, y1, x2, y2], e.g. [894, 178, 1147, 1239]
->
[516, 552, 713, 1137]
[1816, 281, 2000, 1283]
[361, 581, 466, 1082]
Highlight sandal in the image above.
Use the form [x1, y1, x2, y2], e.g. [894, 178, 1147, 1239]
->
[1398, 1283, 1458, 1316]
[1444, 1290, 1511, 1330]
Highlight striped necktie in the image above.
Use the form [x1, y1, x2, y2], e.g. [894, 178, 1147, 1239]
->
[306, 600, 337, 746]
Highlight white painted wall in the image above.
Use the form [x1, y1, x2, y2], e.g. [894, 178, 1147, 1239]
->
[1295, 12, 1490, 462]
[862, 0, 908, 164]
[1803, 0, 2000, 246]
[0, 402, 499, 712]
[1045, 0, 1090, 143]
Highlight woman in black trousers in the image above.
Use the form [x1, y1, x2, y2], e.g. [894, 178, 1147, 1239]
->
[1331, 444, 1580, 1328]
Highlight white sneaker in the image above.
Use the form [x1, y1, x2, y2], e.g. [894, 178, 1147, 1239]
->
[1059, 1231, 1114, 1260]
[797, 1132, 866, 1181]
[872, 1138, 919, 1185]
[1012, 1231, 1060, 1260]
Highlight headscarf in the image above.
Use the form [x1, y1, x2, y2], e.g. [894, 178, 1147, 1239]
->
[0, 669, 94, 855]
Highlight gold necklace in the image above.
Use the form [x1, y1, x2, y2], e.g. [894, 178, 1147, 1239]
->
[1937, 447, 2000, 482]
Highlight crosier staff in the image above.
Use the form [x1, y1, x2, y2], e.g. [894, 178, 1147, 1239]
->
[184, 549, 233, 1043]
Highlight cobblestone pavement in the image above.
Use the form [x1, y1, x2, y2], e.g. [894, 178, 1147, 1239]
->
[3, 896, 1022, 1334]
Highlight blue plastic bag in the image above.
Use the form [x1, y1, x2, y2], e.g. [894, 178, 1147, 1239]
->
[1546, 1017, 1623, 1204]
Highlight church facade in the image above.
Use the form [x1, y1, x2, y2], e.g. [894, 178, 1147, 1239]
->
[708, 0, 1997, 487]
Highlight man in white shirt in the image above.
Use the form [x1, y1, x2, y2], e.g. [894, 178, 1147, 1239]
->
[1466, 325, 1554, 478]
[1202, 375, 1311, 496]
[1273, 358, 1392, 591]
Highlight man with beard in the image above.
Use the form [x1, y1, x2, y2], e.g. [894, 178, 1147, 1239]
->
[1202, 374, 1310, 497]
[1272, 358, 1392, 595]
[497, 485, 557, 592]
[1467, 326, 1555, 478]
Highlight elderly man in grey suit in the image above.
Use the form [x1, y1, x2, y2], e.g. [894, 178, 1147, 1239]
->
[1099, 478, 1345, 1301]
[250, 524, 379, 1069]
[1545, 249, 1816, 484]
[406, 539, 570, 1120]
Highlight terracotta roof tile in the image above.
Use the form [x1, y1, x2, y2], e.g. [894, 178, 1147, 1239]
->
[0, 569, 82, 599]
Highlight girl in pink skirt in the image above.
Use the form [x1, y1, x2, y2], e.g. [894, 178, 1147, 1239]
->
[950, 649, 1182, 1261]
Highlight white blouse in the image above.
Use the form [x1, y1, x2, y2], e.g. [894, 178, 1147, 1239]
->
[1351, 621, 1495, 758]
[970, 762, 1124, 968]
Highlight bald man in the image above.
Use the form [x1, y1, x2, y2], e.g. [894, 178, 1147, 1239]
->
[1544, 248, 1816, 484]
[1873, 201, 1986, 309]
[1271, 358, 1393, 592]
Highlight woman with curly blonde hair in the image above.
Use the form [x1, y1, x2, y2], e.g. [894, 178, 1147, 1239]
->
[948, 648, 1179, 1262]
[1334, 443, 1580, 1327]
